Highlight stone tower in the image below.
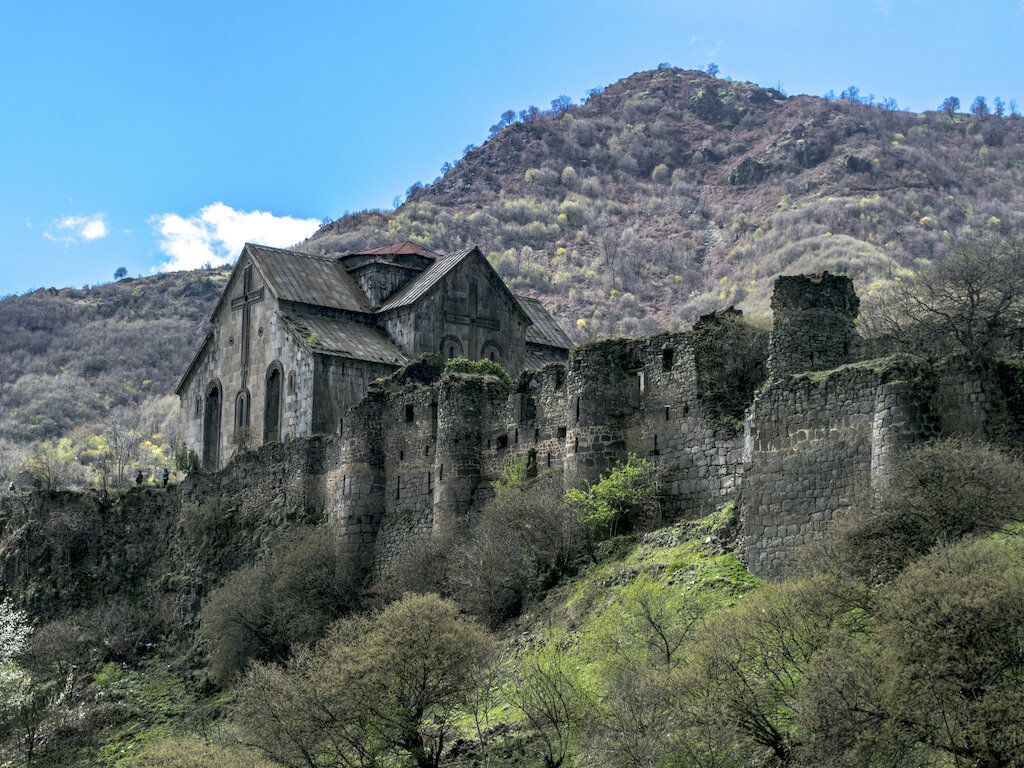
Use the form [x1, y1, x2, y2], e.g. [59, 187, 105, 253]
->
[766, 272, 859, 379]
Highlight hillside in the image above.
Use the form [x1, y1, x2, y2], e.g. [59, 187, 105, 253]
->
[0, 267, 229, 446]
[305, 67, 1024, 335]
[2, 66, 1023, 455]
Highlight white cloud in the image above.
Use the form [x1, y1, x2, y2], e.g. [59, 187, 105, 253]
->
[151, 202, 322, 272]
[43, 213, 108, 243]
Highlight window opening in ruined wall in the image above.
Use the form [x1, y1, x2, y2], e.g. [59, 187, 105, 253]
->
[405, 404, 415, 423]
[662, 347, 674, 371]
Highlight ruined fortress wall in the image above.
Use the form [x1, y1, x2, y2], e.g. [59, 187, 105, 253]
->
[480, 363, 569, 488]
[740, 369, 886, 578]
[562, 333, 744, 518]
[157, 273, 1024, 588]
[327, 392, 386, 570]
[740, 360, 1024, 579]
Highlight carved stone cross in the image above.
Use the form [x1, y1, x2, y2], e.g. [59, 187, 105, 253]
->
[230, 265, 264, 371]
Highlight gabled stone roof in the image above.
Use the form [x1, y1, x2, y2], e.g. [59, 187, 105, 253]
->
[280, 311, 407, 366]
[516, 295, 573, 350]
[376, 248, 476, 312]
[246, 244, 373, 314]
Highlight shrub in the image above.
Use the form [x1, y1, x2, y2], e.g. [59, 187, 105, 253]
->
[449, 473, 583, 626]
[651, 163, 671, 183]
[815, 438, 1024, 583]
[443, 357, 512, 397]
[127, 737, 278, 768]
[199, 525, 357, 683]
[234, 594, 492, 768]
[566, 454, 659, 549]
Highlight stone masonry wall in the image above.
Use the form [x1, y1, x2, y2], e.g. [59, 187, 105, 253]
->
[740, 358, 1024, 579]
[111, 274, 1024, 593]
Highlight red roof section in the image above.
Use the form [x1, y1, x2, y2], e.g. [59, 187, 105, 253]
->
[346, 241, 441, 259]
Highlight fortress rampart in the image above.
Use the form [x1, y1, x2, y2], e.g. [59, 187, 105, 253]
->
[195, 271, 1024, 579]
[6, 272, 1021, 603]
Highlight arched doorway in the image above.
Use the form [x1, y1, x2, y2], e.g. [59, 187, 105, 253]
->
[203, 381, 222, 470]
[264, 363, 283, 444]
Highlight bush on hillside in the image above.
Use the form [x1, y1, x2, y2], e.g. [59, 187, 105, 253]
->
[234, 593, 491, 768]
[384, 472, 583, 627]
[199, 525, 358, 683]
[566, 454, 660, 549]
[813, 438, 1024, 583]
[799, 537, 1024, 767]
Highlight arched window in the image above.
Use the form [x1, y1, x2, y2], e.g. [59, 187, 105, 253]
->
[480, 340, 503, 364]
[203, 380, 222, 470]
[234, 389, 251, 444]
[264, 362, 283, 444]
[440, 335, 464, 360]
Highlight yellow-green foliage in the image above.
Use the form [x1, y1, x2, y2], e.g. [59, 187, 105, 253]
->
[125, 737, 276, 768]
[565, 453, 658, 539]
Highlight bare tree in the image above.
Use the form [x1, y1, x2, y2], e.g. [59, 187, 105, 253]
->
[104, 406, 143, 488]
[509, 643, 591, 768]
[862, 235, 1024, 360]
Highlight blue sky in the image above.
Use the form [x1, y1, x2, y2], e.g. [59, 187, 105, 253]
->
[1, 0, 1022, 295]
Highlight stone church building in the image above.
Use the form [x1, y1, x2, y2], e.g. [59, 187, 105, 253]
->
[175, 241, 572, 469]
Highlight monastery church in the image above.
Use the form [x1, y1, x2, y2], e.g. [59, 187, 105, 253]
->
[176, 241, 573, 469]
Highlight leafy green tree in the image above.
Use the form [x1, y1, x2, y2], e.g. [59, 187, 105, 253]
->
[174, 442, 200, 474]
[510, 640, 593, 768]
[676, 575, 871, 765]
[801, 538, 1024, 767]
[235, 593, 492, 768]
[566, 454, 659, 548]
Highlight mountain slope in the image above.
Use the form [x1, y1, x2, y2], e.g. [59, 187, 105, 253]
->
[0, 267, 229, 444]
[304, 67, 1024, 336]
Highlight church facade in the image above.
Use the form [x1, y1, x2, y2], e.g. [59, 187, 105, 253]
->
[175, 241, 572, 470]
